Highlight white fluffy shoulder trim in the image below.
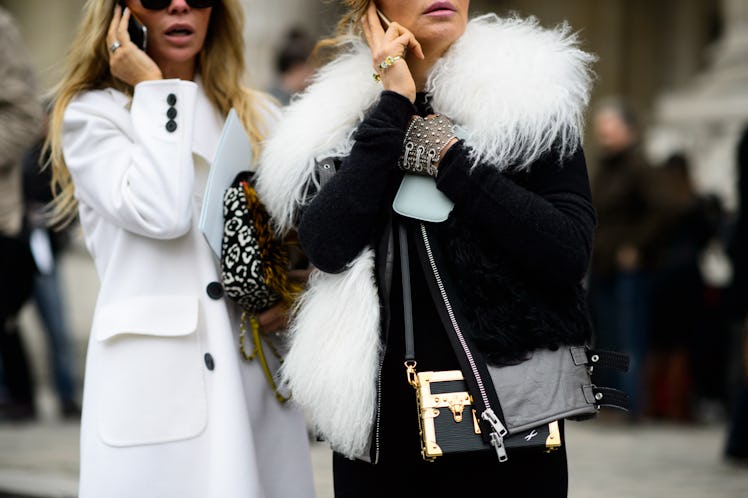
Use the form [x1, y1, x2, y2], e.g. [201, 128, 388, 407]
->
[279, 249, 382, 459]
[255, 47, 382, 234]
[257, 14, 595, 232]
[429, 14, 596, 170]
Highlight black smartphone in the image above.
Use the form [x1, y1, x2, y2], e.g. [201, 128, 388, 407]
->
[118, 0, 147, 51]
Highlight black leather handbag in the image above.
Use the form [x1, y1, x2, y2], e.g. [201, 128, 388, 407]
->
[397, 222, 629, 462]
[411, 368, 561, 461]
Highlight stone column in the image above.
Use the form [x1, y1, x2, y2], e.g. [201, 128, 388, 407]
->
[648, 0, 748, 211]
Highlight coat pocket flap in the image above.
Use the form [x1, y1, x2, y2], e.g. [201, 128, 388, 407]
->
[95, 295, 198, 341]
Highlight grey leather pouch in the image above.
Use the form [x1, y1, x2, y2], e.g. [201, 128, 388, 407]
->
[487, 347, 600, 434]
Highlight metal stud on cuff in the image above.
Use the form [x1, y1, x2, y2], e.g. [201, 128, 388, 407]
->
[399, 114, 456, 177]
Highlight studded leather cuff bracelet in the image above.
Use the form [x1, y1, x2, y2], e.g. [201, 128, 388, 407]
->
[399, 114, 456, 177]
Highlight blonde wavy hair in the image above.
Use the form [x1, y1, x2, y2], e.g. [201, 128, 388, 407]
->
[314, 0, 373, 62]
[46, 0, 271, 227]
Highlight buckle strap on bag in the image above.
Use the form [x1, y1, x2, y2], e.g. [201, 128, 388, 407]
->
[588, 349, 630, 372]
[314, 157, 338, 188]
[582, 385, 630, 411]
[593, 387, 630, 410]
[570, 346, 630, 373]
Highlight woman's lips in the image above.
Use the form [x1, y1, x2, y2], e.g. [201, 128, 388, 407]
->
[165, 23, 193, 33]
[164, 24, 194, 44]
[424, 1, 456, 16]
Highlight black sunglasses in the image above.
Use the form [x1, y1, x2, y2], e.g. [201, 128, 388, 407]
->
[138, 0, 214, 10]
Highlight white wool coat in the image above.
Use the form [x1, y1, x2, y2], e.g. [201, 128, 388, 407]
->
[62, 79, 316, 498]
[256, 14, 595, 460]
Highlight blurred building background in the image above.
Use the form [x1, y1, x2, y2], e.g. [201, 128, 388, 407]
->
[2, 0, 748, 418]
[2, 0, 745, 207]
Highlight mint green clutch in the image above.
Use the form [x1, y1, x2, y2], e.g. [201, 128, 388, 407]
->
[392, 174, 454, 223]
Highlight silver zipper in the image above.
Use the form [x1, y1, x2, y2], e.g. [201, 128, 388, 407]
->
[418, 223, 508, 460]
[483, 408, 509, 462]
[373, 347, 385, 463]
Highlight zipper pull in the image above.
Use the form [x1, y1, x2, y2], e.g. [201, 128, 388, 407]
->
[482, 408, 509, 462]
[481, 408, 508, 436]
[489, 432, 508, 462]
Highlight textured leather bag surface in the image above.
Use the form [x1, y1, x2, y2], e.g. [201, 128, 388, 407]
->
[414, 369, 561, 461]
[487, 347, 600, 433]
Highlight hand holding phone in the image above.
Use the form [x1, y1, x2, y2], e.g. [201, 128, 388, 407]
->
[118, 0, 147, 51]
[361, 3, 424, 102]
[109, 2, 162, 85]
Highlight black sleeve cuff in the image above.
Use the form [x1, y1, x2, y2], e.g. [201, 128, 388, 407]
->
[435, 141, 472, 204]
[369, 90, 416, 130]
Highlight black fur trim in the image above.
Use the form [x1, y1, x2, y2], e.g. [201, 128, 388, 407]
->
[437, 221, 592, 366]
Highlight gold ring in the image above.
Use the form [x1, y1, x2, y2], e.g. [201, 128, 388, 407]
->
[372, 72, 381, 83]
[378, 55, 402, 71]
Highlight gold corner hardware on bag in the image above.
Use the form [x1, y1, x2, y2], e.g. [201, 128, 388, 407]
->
[448, 397, 466, 422]
[472, 409, 482, 434]
[545, 420, 562, 452]
[411, 368, 563, 461]
[413, 369, 473, 461]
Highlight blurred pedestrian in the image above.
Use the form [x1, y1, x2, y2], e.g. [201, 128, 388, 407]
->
[266, 27, 315, 106]
[46, 1, 316, 497]
[587, 96, 667, 420]
[22, 102, 81, 420]
[647, 153, 724, 421]
[0, 6, 44, 422]
[725, 124, 748, 463]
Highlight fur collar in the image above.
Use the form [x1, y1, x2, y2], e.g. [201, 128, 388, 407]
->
[257, 13, 595, 233]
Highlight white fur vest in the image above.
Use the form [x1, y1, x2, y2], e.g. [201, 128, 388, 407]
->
[256, 13, 596, 460]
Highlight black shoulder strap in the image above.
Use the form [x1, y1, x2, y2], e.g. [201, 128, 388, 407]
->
[398, 222, 416, 364]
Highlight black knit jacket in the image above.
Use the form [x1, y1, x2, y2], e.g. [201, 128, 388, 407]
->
[298, 91, 596, 365]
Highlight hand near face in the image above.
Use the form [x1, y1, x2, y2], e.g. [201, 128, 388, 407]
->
[107, 5, 162, 86]
[361, 3, 424, 103]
